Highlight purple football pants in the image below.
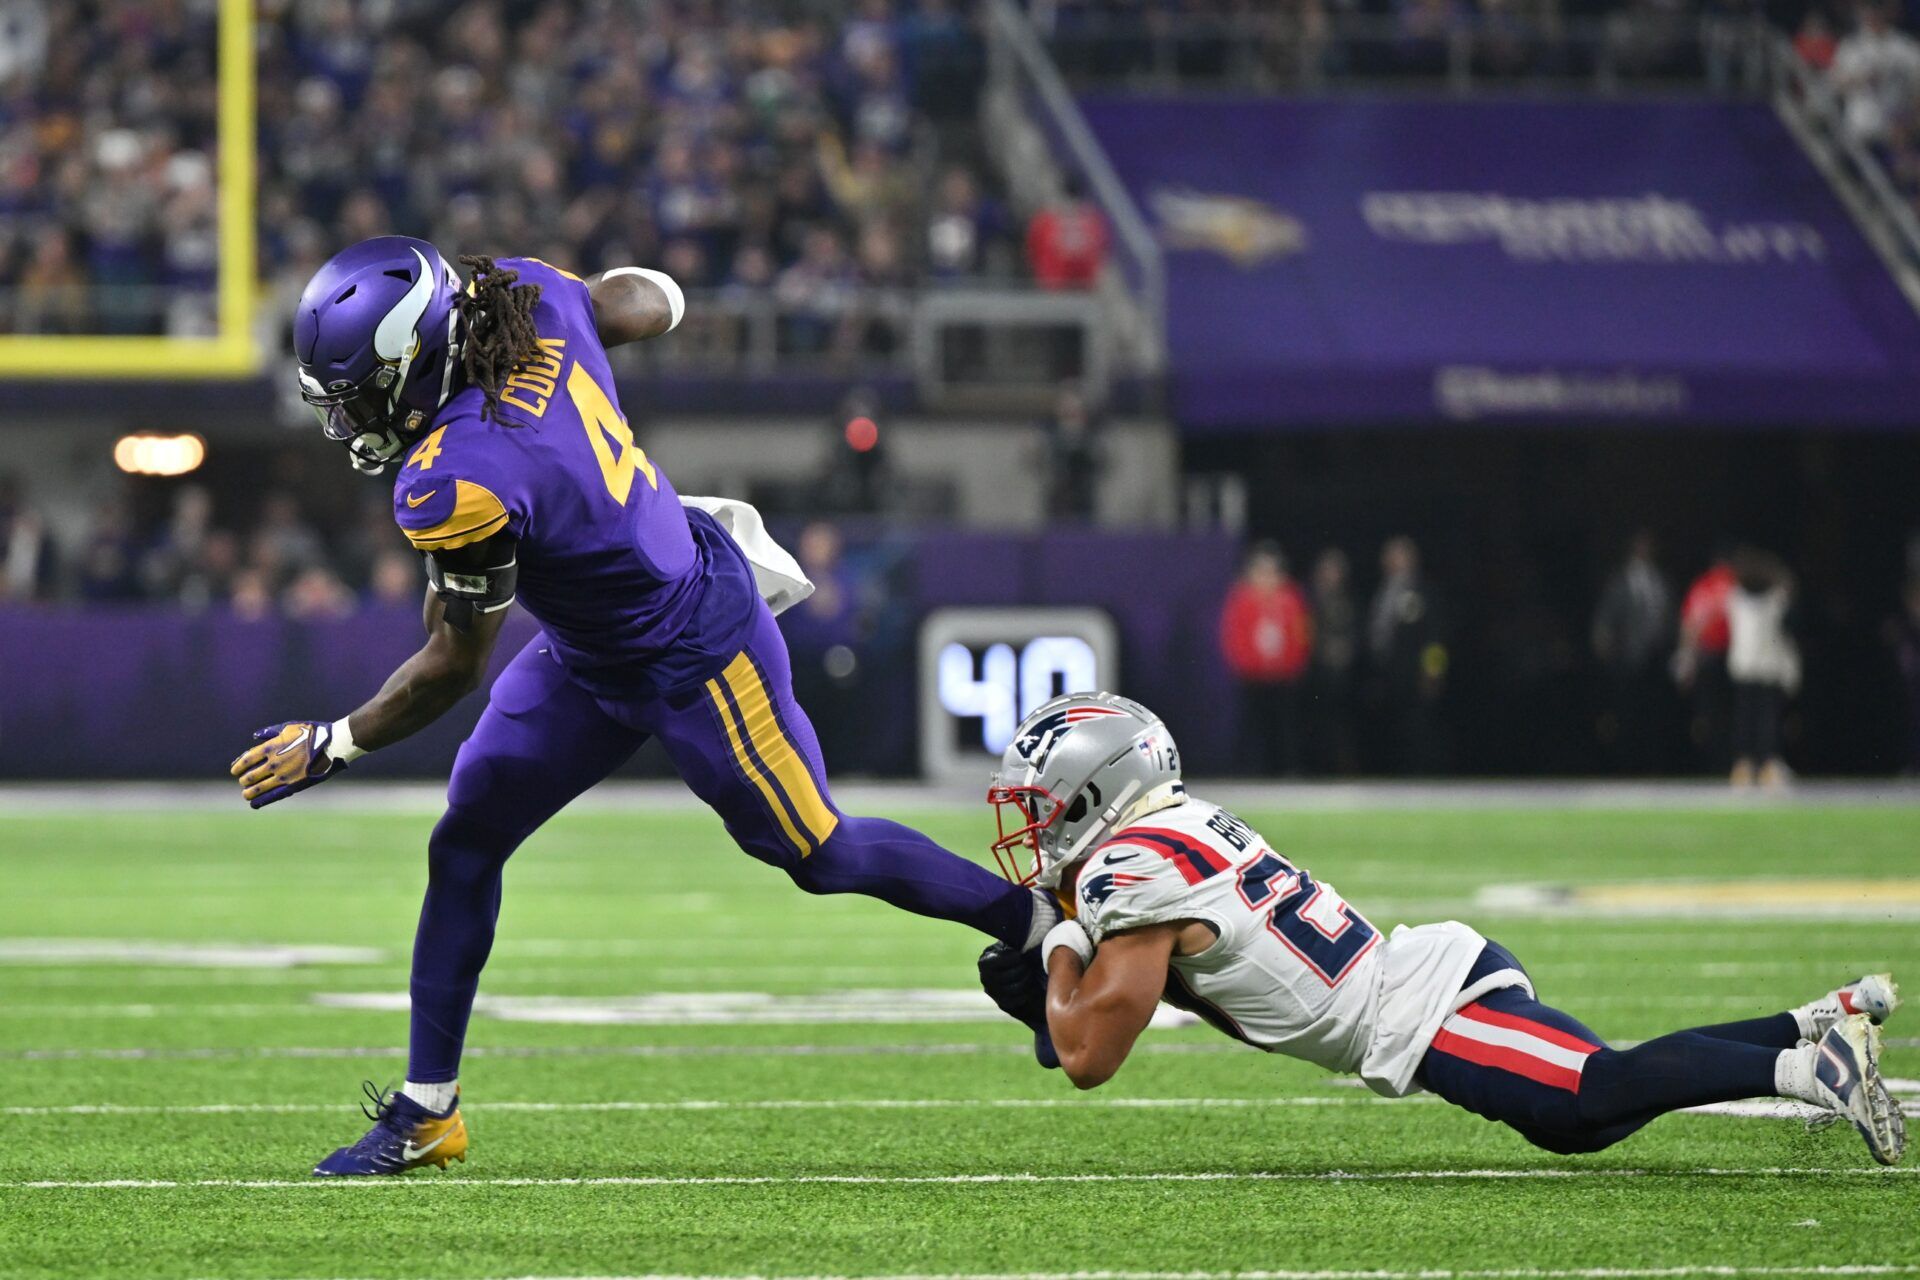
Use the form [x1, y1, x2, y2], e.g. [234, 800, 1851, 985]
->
[406, 600, 1035, 1083]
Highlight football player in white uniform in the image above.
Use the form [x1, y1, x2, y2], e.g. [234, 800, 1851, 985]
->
[975, 693, 1906, 1164]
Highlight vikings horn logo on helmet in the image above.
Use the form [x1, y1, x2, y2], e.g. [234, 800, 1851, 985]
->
[370, 249, 436, 382]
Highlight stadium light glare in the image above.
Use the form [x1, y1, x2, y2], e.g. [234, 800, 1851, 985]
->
[113, 433, 207, 477]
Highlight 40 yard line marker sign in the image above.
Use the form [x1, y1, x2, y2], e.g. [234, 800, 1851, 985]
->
[0, 0, 255, 378]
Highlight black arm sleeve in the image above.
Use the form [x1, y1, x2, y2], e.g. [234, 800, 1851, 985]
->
[423, 532, 519, 632]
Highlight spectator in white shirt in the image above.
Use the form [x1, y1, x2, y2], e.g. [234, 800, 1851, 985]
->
[1830, 3, 1920, 144]
[1726, 549, 1800, 790]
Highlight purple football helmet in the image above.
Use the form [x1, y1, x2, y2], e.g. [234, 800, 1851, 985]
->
[293, 236, 464, 474]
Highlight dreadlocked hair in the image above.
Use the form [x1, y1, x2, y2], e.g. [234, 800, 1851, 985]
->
[456, 255, 544, 423]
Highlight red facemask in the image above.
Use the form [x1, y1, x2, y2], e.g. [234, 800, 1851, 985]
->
[986, 781, 1071, 885]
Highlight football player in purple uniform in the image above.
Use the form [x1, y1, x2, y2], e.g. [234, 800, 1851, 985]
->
[228, 237, 1059, 1176]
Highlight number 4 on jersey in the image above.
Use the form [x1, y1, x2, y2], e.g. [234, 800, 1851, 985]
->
[1237, 851, 1378, 986]
[568, 362, 657, 505]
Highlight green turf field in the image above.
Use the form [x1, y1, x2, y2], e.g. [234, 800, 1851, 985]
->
[2, 797, 1917, 1280]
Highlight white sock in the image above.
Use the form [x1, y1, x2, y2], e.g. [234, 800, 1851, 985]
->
[1774, 1046, 1820, 1104]
[1789, 995, 1839, 1042]
[1022, 888, 1062, 951]
[403, 1080, 459, 1113]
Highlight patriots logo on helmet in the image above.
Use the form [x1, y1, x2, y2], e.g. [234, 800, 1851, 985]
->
[1010, 704, 1125, 766]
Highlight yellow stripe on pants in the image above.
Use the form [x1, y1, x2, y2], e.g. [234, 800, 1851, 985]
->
[719, 652, 840, 852]
[704, 672, 809, 855]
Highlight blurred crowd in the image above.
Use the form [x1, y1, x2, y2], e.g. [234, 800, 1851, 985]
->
[0, 0, 220, 335]
[1218, 531, 1920, 781]
[1031, 0, 1805, 84]
[1792, 0, 1920, 218]
[0, 0, 1122, 346]
[8, 464, 1920, 776]
[11, 0, 1920, 346]
[0, 470, 420, 619]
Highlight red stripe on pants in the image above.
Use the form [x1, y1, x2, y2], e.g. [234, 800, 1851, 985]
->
[1429, 1027, 1588, 1093]
[1452, 1002, 1605, 1056]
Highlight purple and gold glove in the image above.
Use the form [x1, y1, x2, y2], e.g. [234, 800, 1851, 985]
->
[229, 721, 350, 809]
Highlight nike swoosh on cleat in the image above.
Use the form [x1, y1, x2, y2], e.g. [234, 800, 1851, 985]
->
[1818, 1042, 1853, 1091]
[401, 1127, 455, 1163]
[406, 489, 438, 508]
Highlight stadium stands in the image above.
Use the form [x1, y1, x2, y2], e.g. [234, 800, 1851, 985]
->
[3, 0, 1919, 778]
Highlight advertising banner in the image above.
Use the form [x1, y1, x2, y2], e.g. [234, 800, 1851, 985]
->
[1077, 98, 1920, 429]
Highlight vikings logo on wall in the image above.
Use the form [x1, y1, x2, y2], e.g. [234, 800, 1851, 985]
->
[1149, 188, 1307, 266]
[1010, 704, 1125, 768]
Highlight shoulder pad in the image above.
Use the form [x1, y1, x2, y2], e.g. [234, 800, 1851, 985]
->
[394, 475, 510, 553]
[391, 420, 518, 552]
[1076, 842, 1194, 942]
[1104, 824, 1236, 886]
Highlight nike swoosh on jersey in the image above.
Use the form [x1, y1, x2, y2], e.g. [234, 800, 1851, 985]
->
[406, 489, 438, 508]
[1102, 851, 1140, 863]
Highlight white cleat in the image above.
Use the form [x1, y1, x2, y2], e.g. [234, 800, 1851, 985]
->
[1808, 1013, 1906, 1166]
[1798, 973, 1899, 1040]
[1837, 973, 1900, 1025]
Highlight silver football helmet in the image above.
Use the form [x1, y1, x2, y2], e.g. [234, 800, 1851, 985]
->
[988, 691, 1185, 888]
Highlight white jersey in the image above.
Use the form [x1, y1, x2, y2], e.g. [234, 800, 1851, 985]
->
[1072, 797, 1524, 1096]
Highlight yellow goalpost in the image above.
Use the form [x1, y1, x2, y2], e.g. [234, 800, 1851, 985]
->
[0, 0, 256, 379]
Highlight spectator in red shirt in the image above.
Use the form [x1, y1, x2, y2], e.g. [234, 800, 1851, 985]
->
[1795, 11, 1839, 70]
[1025, 178, 1110, 290]
[1220, 542, 1314, 776]
[1674, 549, 1737, 771]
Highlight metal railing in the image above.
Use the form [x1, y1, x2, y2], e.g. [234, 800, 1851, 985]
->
[602, 283, 1111, 409]
[983, 0, 1166, 378]
[1024, 8, 1777, 95]
[1762, 33, 1920, 314]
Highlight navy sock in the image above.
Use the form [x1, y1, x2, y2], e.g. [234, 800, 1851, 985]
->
[1578, 1031, 1782, 1128]
[799, 815, 1036, 947]
[1679, 1011, 1802, 1049]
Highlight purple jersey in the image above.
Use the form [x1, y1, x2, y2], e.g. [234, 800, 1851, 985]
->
[391, 257, 757, 697]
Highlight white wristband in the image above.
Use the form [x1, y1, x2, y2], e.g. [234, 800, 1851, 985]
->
[604, 266, 684, 332]
[328, 717, 367, 765]
[1041, 919, 1095, 975]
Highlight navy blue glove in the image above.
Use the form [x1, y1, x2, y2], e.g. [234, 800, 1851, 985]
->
[229, 721, 349, 809]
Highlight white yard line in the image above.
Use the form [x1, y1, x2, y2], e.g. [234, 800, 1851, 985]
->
[11, 1037, 1918, 1063]
[0, 959, 1888, 990]
[7, 778, 1920, 815]
[9, 1166, 1918, 1190]
[0, 962, 1851, 991]
[0, 1003, 340, 1018]
[490, 933, 1808, 961]
[11, 1091, 1911, 1120]
[307, 990, 1209, 1029]
[1, 1096, 1443, 1117]
[1, 965, 992, 988]
[0, 991, 1808, 1020]
[201, 1270, 1920, 1280]
[3, 969, 383, 988]
[0, 939, 385, 967]
[1, 1042, 1250, 1062]
[3, 989, 1207, 1030]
